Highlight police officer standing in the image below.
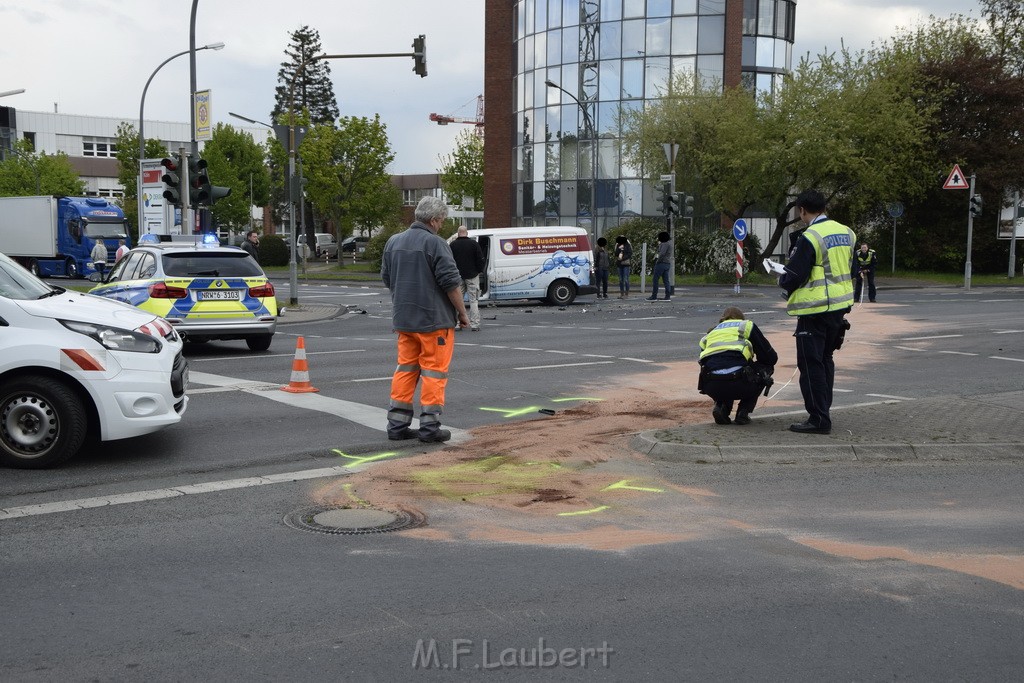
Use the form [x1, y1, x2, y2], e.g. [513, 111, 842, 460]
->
[777, 189, 856, 435]
[854, 242, 877, 303]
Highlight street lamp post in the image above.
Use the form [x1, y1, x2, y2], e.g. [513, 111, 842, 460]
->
[545, 79, 597, 237]
[0, 89, 26, 98]
[138, 42, 223, 233]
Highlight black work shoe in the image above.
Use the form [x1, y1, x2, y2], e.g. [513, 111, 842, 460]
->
[734, 411, 751, 425]
[418, 429, 451, 443]
[789, 421, 830, 434]
[646, 295, 658, 301]
[388, 428, 417, 441]
[712, 403, 731, 425]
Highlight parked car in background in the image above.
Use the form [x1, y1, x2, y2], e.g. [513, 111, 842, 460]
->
[87, 234, 278, 352]
[313, 233, 337, 259]
[341, 236, 369, 254]
[0, 250, 187, 468]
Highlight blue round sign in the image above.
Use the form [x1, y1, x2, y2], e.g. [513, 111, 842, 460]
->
[732, 219, 748, 241]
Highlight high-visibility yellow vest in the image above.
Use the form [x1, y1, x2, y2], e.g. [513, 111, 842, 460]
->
[699, 319, 754, 361]
[857, 249, 876, 268]
[787, 220, 856, 316]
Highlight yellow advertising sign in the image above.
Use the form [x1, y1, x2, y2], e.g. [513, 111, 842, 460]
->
[194, 90, 212, 141]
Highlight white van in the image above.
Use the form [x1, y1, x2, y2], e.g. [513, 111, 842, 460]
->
[457, 226, 598, 305]
[0, 251, 188, 468]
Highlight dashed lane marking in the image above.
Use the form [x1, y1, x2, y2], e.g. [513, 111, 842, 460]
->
[902, 334, 963, 341]
[990, 356, 1024, 363]
[514, 361, 616, 370]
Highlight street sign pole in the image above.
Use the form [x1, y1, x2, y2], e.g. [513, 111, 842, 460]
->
[1010, 191, 1020, 279]
[732, 219, 747, 295]
[662, 143, 678, 294]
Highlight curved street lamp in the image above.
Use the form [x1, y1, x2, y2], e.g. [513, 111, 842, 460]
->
[545, 79, 598, 236]
[137, 42, 224, 230]
[0, 88, 26, 98]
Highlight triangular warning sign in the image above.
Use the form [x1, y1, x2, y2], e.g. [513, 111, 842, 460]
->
[943, 164, 969, 190]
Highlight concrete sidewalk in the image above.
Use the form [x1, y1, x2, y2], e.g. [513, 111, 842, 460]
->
[634, 391, 1024, 463]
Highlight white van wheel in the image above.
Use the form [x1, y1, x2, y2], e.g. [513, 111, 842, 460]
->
[0, 376, 87, 469]
[547, 279, 577, 306]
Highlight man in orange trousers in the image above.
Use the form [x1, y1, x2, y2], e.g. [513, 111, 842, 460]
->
[381, 196, 469, 443]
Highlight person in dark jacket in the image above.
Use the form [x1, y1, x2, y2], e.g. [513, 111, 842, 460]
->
[381, 197, 470, 443]
[240, 231, 260, 262]
[450, 225, 486, 330]
[698, 307, 778, 425]
[614, 235, 633, 298]
[593, 237, 610, 298]
[647, 231, 672, 301]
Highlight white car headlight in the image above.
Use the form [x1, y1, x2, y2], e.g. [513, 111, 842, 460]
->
[60, 320, 163, 354]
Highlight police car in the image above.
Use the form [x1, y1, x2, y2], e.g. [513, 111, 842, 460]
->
[88, 234, 278, 351]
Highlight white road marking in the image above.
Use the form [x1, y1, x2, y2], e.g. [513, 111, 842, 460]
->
[350, 377, 391, 383]
[0, 466, 354, 521]
[513, 347, 541, 351]
[620, 357, 654, 363]
[834, 388, 854, 392]
[514, 361, 615, 370]
[621, 316, 675, 321]
[581, 353, 615, 358]
[939, 351, 978, 356]
[546, 350, 575, 354]
[901, 334, 963, 340]
[994, 330, 1024, 334]
[188, 371, 468, 439]
[894, 345, 926, 352]
[667, 330, 695, 334]
[990, 356, 1024, 363]
[189, 349, 365, 363]
[865, 393, 913, 400]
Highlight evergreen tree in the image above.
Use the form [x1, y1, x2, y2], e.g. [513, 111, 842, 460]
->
[271, 26, 340, 126]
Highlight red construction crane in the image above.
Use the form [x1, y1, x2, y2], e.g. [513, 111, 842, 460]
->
[429, 94, 484, 137]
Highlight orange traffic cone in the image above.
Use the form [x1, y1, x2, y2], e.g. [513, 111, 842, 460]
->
[281, 336, 319, 393]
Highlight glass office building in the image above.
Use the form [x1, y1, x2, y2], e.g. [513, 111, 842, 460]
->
[484, 0, 796, 233]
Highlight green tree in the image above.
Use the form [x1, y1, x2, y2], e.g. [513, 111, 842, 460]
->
[271, 26, 340, 126]
[201, 123, 272, 232]
[301, 114, 402, 238]
[113, 122, 168, 231]
[439, 130, 484, 210]
[623, 48, 935, 264]
[872, 15, 1024, 271]
[0, 139, 85, 197]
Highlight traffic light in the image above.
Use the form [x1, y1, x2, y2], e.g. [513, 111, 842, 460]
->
[970, 193, 983, 217]
[209, 184, 232, 205]
[188, 157, 210, 208]
[659, 182, 678, 215]
[412, 35, 427, 77]
[678, 192, 694, 217]
[161, 156, 182, 205]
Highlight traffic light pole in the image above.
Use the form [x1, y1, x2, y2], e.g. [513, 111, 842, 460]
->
[965, 173, 976, 291]
[283, 41, 427, 306]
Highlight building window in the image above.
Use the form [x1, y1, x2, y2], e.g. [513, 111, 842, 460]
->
[83, 138, 118, 158]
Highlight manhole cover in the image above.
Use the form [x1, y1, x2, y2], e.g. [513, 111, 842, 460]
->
[284, 505, 425, 535]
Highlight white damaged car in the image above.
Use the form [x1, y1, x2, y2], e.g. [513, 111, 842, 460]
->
[0, 251, 188, 468]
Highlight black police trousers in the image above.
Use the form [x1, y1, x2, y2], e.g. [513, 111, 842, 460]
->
[794, 310, 847, 430]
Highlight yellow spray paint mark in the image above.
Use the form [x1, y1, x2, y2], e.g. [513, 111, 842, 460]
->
[479, 406, 543, 418]
[551, 397, 604, 403]
[341, 483, 371, 508]
[331, 449, 401, 467]
[602, 479, 664, 493]
[411, 455, 561, 500]
[558, 505, 610, 517]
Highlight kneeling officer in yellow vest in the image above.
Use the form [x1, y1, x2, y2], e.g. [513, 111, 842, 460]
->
[698, 307, 778, 425]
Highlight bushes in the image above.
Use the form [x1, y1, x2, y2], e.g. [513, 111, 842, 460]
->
[364, 224, 405, 269]
[259, 235, 289, 267]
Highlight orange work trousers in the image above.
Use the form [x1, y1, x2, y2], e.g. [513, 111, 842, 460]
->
[390, 329, 455, 417]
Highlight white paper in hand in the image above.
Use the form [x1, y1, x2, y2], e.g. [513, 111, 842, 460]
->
[763, 258, 786, 275]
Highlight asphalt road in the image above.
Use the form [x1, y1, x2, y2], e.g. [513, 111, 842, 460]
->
[2, 284, 1022, 680]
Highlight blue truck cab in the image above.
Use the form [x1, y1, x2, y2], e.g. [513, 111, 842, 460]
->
[58, 197, 131, 278]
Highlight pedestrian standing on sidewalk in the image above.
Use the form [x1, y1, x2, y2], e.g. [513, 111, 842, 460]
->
[593, 237, 610, 298]
[777, 189, 856, 435]
[90, 239, 108, 276]
[698, 307, 777, 425]
[614, 235, 633, 298]
[450, 225, 485, 331]
[381, 196, 470, 443]
[647, 231, 672, 301]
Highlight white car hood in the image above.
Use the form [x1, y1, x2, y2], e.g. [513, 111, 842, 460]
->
[18, 291, 157, 328]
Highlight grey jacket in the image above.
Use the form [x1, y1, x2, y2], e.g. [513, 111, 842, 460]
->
[381, 222, 463, 333]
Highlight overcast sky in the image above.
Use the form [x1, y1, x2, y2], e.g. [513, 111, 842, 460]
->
[1, 1, 984, 175]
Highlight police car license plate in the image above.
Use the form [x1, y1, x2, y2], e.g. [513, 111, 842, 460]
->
[199, 290, 240, 301]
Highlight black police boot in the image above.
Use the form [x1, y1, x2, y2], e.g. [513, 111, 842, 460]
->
[712, 402, 731, 425]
